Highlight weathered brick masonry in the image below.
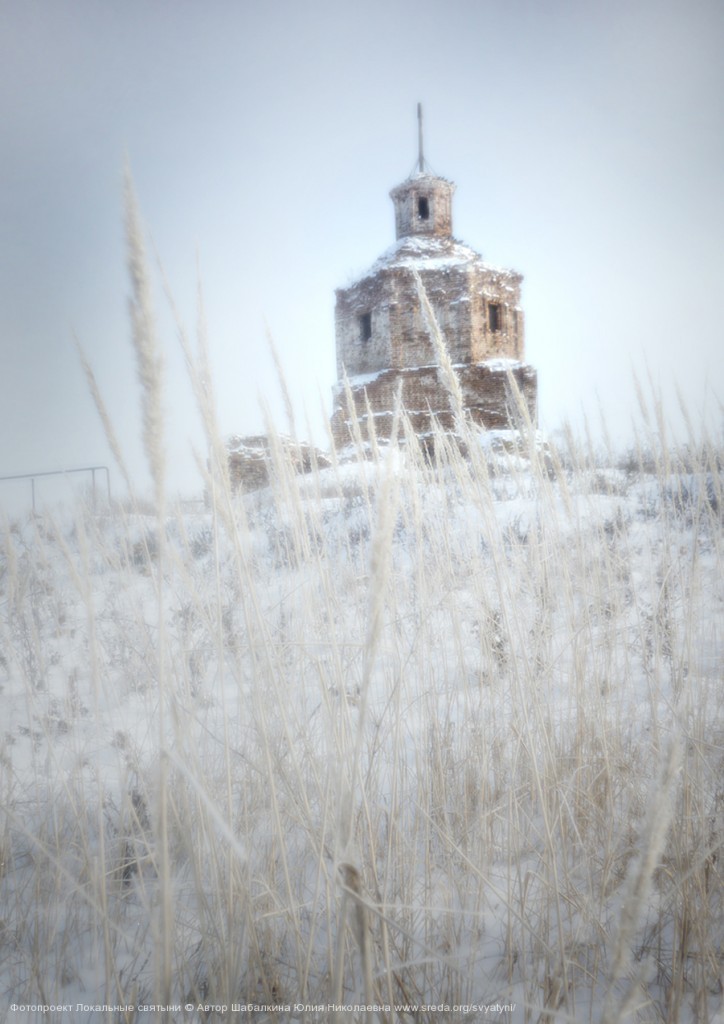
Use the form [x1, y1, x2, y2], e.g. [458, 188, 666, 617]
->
[331, 139, 537, 446]
[333, 362, 537, 439]
[226, 435, 330, 492]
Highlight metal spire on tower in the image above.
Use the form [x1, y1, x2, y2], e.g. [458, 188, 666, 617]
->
[417, 102, 425, 173]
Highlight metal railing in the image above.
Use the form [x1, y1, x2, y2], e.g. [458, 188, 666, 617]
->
[0, 465, 111, 513]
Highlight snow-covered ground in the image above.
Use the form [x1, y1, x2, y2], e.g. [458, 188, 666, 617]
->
[1, 435, 722, 1023]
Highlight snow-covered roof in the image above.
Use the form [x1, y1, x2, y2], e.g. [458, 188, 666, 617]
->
[343, 234, 520, 285]
[389, 170, 455, 193]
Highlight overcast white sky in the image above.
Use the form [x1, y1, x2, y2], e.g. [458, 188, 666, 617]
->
[1, 0, 722, 504]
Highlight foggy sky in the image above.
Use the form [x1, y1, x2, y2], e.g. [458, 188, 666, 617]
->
[1, 0, 723, 506]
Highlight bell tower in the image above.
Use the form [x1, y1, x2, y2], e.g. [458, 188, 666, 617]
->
[389, 105, 455, 240]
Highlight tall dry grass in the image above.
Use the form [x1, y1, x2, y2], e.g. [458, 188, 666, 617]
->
[0, 191, 722, 1023]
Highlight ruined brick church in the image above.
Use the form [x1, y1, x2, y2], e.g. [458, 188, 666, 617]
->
[226, 111, 538, 491]
[331, 107, 537, 446]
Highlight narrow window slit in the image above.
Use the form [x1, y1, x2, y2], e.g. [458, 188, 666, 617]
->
[359, 312, 372, 342]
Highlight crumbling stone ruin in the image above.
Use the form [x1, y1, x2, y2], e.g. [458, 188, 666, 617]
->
[331, 108, 537, 447]
[225, 435, 330, 492]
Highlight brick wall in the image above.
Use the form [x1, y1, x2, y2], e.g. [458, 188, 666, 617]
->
[331, 362, 537, 446]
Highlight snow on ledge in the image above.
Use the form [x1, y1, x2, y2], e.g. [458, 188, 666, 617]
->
[335, 360, 529, 395]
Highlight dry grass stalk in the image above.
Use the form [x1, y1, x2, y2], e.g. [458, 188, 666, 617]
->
[412, 266, 467, 437]
[122, 168, 171, 1005]
[123, 166, 165, 506]
[75, 338, 134, 499]
[601, 736, 683, 1024]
